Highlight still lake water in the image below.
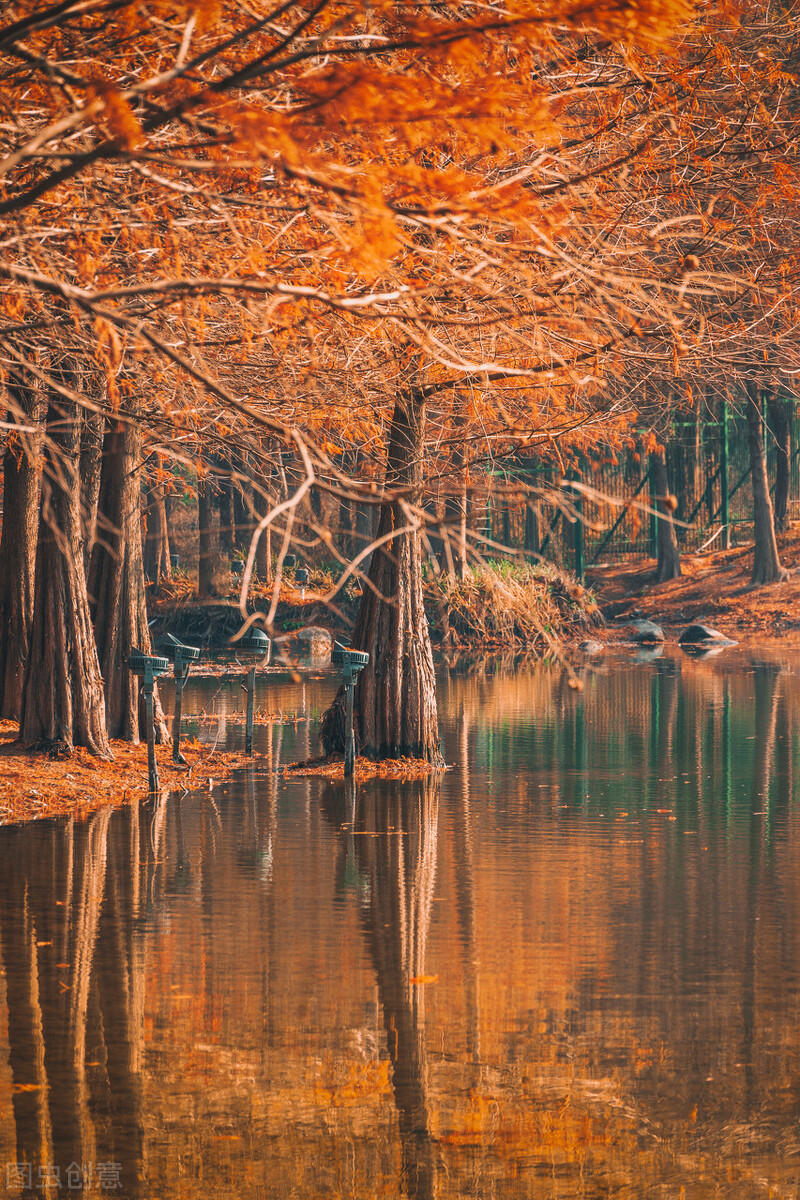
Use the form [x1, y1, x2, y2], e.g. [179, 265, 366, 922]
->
[2, 648, 800, 1198]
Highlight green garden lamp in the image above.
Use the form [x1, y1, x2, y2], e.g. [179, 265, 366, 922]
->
[235, 627, 272, 754]
[162, 633, 201, 765]
[330, 643, 370, 777]
[127, 650, 170, 792]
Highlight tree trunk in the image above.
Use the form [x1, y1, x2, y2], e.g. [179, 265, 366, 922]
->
[154, 489, 172, 585]
[767, 387, 791, 533]
[310, 482, 323, 524]
[445, 414, 469, 578]
[20, 387, 111, 757]
[0, 370, 43, 719]
[217, 473, 236, 557]
[747, 381, 786, 586]
[88, 418, 170, 742]
[524, 497, 540, 563]
[79, 407, 104, 570]
[337, 452, 354, 559]
[142, 480, 159, 583]
[650, 447, 681, 582]
[232, 473, 251, 551]
[320, 392, 443, 764]
[251, 479, 274, 583]
[355, 498, 377, 572]
[143, 480, 172, 589]
[198, 479, 217, 596]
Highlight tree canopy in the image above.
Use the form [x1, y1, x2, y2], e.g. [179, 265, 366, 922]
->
[3, 0, 800, 754]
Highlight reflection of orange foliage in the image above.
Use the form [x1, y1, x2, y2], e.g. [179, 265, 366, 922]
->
[435, 1083, 636, 1161]
[314, 1061, 392, 1108]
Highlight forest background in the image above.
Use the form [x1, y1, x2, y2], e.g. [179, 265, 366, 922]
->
[1, 0, 800, 769]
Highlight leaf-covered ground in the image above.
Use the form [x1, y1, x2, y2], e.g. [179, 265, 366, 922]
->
[589, 526, 800, 641]
[0, 720, 268, 826]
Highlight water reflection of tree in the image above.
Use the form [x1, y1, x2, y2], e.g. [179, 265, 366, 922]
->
[324, 775, 441, 1200]
[0, 806, 147, 1197]
[741, 663, 780, 1119]
[453, 704, 480, 1068]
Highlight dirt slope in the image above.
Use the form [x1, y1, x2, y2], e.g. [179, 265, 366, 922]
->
[587, 526, 800, 641]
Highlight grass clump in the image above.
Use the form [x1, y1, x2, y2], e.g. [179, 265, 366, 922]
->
[424, 561, 600, 653]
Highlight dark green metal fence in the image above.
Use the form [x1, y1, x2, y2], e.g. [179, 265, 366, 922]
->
[481, 393, 800, 580]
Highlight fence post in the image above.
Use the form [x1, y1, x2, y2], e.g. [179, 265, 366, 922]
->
[571, 475, 585, 581]
[720, 398, 730, 549]
[648, 458, 658, 558]
[524, 502, 539, 559]
[704, 411, 714, 524]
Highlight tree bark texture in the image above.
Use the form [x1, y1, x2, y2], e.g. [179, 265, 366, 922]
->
[253, 481, 273, 583]
[143, 481, 172, 589]
[767, 388, 791, 533]
[79, 407, 104, 570]
[88, 418, 169, 742]
[320, 392, 443, 764]
[354, 498, 377, 572]
[445, 411, 469, 578]
[746, 382, 785, 586]
[0, 370, 43, 719]
[232, 473, 252, 551]
[337, 451, 354, 559]
[20, 388, 111, 757]
[650, 448, 681, 582]
[217, 473, 236, 556]
[198, 479, 217, 596]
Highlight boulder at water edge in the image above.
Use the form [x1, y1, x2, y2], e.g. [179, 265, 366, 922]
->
[579, 639, 604, 656]
[678, 623, 735, 647]
[630, 619, 665, 644]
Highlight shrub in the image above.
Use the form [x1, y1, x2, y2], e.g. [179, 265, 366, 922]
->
[424, 561, 599, 653]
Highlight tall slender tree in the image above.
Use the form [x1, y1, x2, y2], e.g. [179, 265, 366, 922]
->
[20, 378, 110, 757]
[88, 413, 169, 742]
[746, 380, 787, 586]
[650, 446, 682, 583]
[321, 389, 442, 764]
[0, 368, 43, 717]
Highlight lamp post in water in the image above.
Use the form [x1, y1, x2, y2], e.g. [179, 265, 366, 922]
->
[127, 650, 170, 792]
[162, 633, 201, 764]
[236, 627, 272, 755]
[330, 643, 370, 776]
